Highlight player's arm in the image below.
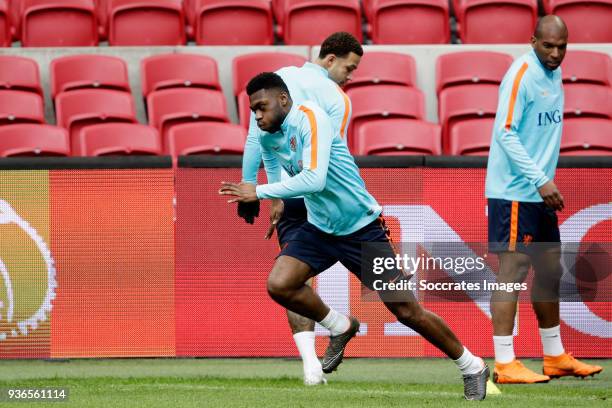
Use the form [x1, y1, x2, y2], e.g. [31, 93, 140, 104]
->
[256, 108, 332, 199]
[220, 143, 282, 203]
[236, 113, 263, 224]
[495, 65, 563, 210]
[241, 112, 262, 184]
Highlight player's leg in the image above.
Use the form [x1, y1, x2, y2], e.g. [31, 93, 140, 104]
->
[267, 253, 358, 357]
[277, 200, 318, 330]
[488, 199, 550, 383]
[490, 251, 551, 383]
[286, 280, 316, 334]
[267, 256, 329, 322]
[379, 298, 489, 400]
[267, 225, 356, 338]
[530, 207, 603, 378]
[275, 199, 323, 384]
[382, 298, 462, 358]
[342, 217, 488, 400]
[286, 278, 324, 385]
[270, 222, 361, 375]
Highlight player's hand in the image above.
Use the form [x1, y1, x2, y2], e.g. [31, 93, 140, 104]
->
[219, 181, 258, 203]
[237, 201, 260, 224]
[538, 181, 564, 211]
[265, 199, 284, 240]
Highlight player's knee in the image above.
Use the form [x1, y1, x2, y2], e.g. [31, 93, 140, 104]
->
[393, 302, 426, 326]
[499, 253, 531, 283]
[506, 266, 530, 283]
[266, 274, 290, 301]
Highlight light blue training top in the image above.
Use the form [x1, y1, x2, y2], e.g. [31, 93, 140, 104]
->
[486, 49, 564, 202]
[255, 101, 381, 236]
[242, 62, 351, 184]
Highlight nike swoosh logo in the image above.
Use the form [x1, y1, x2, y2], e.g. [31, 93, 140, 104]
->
[323, 350, 344, 367]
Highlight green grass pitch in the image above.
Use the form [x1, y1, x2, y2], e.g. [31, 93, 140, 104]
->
[0, 358, 608, 407]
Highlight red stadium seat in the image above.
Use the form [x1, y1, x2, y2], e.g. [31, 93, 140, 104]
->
[438, 84, 498, 153]
[0, 56, 42, 95]
[564, 84, 612, 119]
[560, 118, 612, 156]
[562, 50, 612, 87]
[140, 53, 220, 99]
[78, 123, 161, 156]
[21, 0, 98, 46]
[165, 122, 246, 156]
[448, 117, 495, 155]
[457, 0, 537, 44]
[545, 0, 612, 43]
[147, 88, 229, 138]
[9, 0, 21, 40]
[233, 52, 308, 127]
[0, 90, 44, 124]
[96, 0, 110, 38]
[50, 54, 130, 98]
[108, 0, 185, 45]
[343, 51, 417, 91]
[353, 118, 441, 155]
[0, 124, 70, 156]
[365, 0, 450, 44]
[436, 51, 514, 94]
[232, 52, 308, 96]
[272, 0, 286, 23]
[280, 0, 362, 45]
[347, 85, 426, 149]
[191, 0, 273, 45]
[55, 89, 137, 153]
[0, 0, 10, 46]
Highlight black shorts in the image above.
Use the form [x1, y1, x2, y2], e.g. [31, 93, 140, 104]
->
[278, 216, 405, 290]
[488, 198, 561, 255]
[276, 198, 308, 246]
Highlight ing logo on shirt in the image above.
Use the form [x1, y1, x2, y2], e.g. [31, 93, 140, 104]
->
[537, 110, 562, 127]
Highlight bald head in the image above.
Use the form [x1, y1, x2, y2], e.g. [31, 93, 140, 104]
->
[531, 15, 568, 71]
[534, 15, 568, 39]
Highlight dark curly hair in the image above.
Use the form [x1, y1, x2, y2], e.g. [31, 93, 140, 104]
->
[318, 32, 363, 59]
[246, 72, 290, 96]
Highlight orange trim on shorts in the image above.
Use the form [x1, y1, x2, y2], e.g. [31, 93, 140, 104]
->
[299, 105, 318, 170]
[509, 201, 519, 251]
[505, 62, 529, 130]
[378, 216, 407, 281]
[337, 85, 350, 139]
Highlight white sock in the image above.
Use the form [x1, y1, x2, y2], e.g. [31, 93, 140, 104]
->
[493, 335, 516, 364]
[293, 331, 322, 377]
[454, 347, 485, 375]
[318, 309, 350, 336]
[539, 325, 565, 357]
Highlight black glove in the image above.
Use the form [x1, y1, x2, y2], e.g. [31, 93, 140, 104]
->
[237, 200, 260, 224]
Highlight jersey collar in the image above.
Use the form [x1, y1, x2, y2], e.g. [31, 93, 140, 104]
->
[280, 103, 299, 135]
[303, 62, 330, 79]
